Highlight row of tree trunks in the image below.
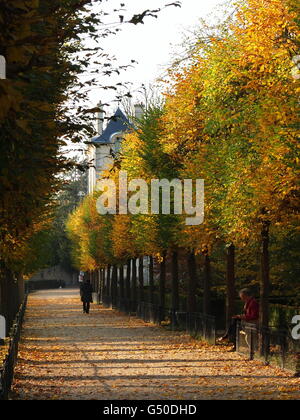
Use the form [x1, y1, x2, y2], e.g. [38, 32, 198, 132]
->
[96, 251, 212, 328]
[93, 228, 270, 353]
[99, 259, 144, 312]
[93, 251, 210, 323]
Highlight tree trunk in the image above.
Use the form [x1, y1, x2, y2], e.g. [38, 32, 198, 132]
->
[102, 268, 106, 298]
[99, 269, 104, 303]
[159, 251, 167, 323]
[102, 268, 105, 303]
[187, 251, 197, 313]
[93, 271, 97, 293]
[119, 265, 125, 299]
[105, 267, 108, 298]
[226, 243, 236, 329]
[112, 265, 118, 306]
[94, 270, 97, 293]
[90, 271, 94, 292]
[131, 259, 137, 311]
[203, 247, 211, 316]
[107, 265, 111, 307]
[138, 257, 144, 303]
[260, 221, 271, 356]
[126, 259, 131, 302]
[97, 269, 101, 300]
[171, 251, 180, 326]
[149, 256, 154, 305]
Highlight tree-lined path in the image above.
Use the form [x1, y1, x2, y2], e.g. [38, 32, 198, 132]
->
[10, 289, 300, 400]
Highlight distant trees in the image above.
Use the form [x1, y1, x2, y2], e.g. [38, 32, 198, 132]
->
[24, 164, 88, 275]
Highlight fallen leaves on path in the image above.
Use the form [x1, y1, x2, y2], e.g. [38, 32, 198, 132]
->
[11, 289, 300, 400]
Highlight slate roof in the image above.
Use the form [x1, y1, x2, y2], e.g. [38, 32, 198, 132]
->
[91, 107, 131, 145]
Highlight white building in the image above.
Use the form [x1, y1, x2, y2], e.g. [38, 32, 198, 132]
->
[87, 104, 144, 194]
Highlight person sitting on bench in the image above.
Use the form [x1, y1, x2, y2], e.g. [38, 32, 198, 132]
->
[218, 288, 259, 349]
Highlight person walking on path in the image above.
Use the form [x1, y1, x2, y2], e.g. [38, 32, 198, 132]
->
[80, 279, 93, 314]
[218, 288, 259, 349]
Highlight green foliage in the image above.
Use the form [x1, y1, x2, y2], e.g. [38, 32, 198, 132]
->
[24, 164, 87, 274]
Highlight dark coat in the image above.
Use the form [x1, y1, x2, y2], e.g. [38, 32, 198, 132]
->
[80, 283, 93, 303]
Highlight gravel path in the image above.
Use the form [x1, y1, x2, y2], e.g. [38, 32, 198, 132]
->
[11, 289, 300, 400]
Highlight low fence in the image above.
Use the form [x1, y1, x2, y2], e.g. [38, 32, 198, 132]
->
[175, 311, 216, 345]
[102, 295, 216, 345]
[102, 295, 300, 375]
[236, 322, 300, 377]
[0, 295, 28, 400]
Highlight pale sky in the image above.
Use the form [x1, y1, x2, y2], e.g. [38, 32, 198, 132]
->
[85, 0, 225, 110]
[68, 0, 225, 157]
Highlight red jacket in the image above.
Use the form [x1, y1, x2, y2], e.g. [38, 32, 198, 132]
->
[243, 297, 259, 322]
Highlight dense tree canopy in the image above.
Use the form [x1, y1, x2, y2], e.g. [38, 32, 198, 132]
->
[0, 0, 181, 267]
